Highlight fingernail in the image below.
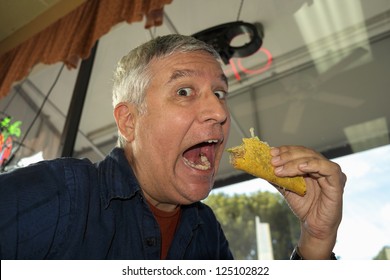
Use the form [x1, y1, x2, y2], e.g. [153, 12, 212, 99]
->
[275, 166, 283, 174]
[299, 163, 308, 169]
[270, 147, 279, 156]
[271, 156, 280, 164]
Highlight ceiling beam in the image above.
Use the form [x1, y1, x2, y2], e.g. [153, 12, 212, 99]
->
[0, 0, 87, 56]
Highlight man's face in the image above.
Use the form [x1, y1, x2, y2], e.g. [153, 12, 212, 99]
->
[130, 51, 230, 209]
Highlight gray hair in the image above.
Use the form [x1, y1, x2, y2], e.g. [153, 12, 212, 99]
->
[112, 34, 222, 147]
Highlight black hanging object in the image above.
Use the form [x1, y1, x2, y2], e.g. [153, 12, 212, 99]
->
[192, 21, 263, 64]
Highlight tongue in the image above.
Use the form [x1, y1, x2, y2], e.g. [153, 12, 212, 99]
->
[183, 143, 215, 170]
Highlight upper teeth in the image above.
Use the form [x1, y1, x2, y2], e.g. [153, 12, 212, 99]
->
[206, 140, 218, 143]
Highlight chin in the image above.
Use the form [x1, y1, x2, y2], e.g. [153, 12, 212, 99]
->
[182, 184, 213, 204]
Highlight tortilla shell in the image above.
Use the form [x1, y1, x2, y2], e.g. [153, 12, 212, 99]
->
[227, 136, 306, 196]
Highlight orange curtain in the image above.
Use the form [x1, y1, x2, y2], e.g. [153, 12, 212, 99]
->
[0, 0, 172, 99]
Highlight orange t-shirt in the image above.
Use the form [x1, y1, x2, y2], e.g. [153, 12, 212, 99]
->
[147, 202, 181, 259]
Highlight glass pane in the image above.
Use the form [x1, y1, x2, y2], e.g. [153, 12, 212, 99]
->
[0, 63, 78, 172]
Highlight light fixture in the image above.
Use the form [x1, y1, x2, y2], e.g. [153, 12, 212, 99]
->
[192, 21, 263, 64]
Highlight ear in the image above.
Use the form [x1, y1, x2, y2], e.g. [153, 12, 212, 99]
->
[113, 102, 138, 143]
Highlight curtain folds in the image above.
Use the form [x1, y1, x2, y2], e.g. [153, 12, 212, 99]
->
[0, 0, 172, 99]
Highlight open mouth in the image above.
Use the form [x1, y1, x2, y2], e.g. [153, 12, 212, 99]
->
[182, 140, 218, 171]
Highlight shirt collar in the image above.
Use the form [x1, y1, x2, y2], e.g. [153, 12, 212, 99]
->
[96, 148, 205, 231]
[97, 147, 141, 208]
[96, 147, 204, 234]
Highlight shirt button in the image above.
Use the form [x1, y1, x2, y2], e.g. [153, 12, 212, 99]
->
[145, 237, 157, 247]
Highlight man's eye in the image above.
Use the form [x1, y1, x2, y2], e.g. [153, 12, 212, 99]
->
[214, 90, 227, 99]
[177, 88, 193, 96]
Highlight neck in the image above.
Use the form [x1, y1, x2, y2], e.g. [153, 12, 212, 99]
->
[122, 146, 180, 212]
[142, 191, 180, 212]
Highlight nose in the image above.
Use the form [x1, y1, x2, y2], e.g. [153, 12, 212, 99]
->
[198, 91, 229, 125]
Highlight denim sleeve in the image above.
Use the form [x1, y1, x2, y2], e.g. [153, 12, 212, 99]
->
[0, 160, 70, 259]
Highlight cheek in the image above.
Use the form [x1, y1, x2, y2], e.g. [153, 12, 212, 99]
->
[139, 112, 188, 157]
[157, 110, 191, 138]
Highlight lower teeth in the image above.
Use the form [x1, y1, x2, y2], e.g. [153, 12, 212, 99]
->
[184, 155, 211, 170]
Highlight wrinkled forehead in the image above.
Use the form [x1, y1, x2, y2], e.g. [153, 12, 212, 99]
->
[167, 68, 228, 87]
[150, 51, 228, 87]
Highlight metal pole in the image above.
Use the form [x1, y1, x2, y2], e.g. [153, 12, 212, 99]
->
[59, 41, 99, 157]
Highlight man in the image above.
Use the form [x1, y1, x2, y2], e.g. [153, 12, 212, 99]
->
[0, 34, 346, 259]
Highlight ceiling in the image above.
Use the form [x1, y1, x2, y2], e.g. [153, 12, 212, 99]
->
[0, 0, 86, 55]
[1, 0, 390, 185]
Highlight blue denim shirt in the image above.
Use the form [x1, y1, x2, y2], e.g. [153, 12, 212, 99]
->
[0, 148, 233, 259]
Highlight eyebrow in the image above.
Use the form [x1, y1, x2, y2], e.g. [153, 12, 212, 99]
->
[167, 69, 228, 87]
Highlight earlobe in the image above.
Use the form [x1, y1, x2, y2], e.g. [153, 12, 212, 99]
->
[113, 102, 137, 143]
